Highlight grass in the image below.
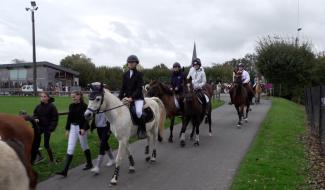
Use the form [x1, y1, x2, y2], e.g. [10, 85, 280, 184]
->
[0, 96, 223, 181]
[230, 97, 309, 190]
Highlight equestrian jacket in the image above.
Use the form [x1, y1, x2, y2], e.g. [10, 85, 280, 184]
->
[187, 67, 207, 89]
[65, 102, 89, 130]
[118, 69, 144, 100]
[33, 102, 58, 132]
[170, 71, 185, 92]
[187, 66, 205, 79]
[240, 70, 250, 84]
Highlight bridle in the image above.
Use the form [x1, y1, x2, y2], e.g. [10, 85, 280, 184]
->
[86, 90, 126, 115]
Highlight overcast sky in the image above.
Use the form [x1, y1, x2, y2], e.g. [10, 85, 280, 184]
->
[0, 0, 324, 68]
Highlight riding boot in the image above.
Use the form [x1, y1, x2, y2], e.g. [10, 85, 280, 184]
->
[56, 154, 73, 177]
[137, 115, 147, 139]
[46, 148, 56, 164]
[83, 149, 93, 170]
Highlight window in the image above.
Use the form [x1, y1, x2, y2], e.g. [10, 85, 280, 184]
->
[9, 69, 27, 80]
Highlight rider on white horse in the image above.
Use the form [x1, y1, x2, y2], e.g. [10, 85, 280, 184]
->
[118, 55, 147, 139]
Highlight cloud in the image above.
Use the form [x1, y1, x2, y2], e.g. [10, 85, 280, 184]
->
[0, 0, 325, 68]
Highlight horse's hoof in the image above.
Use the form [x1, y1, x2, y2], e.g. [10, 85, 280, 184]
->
[168, 137, 173, 143]
[128, 166, 135, 174]
[245, 119, 248, 123]
[110, 177, 117, 185]
[209, 132, 212, 136]
[180, 140, 185, 147]
[145, 157, 150, 162]
[190, 136, 194, 141]
[194, 141, 199, 146]
[150, 157, 156, 163]
[237, 124, 242, 129]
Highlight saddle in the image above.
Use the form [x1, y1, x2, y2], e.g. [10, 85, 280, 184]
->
[129, 104, 154, 126]
[195, 90, 209, 105]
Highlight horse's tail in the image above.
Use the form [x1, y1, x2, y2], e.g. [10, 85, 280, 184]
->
[151, 97, 166, 142]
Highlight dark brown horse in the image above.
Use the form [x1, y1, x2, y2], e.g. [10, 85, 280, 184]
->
[179, 78, 213, 147]
[231, 74, 250, 127]
[146, 80, 183, 142]
[0, 113, 37, 189]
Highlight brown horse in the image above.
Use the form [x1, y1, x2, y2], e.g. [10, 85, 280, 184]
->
[254, 79, 263, 104]
[231, 74, 250, 127]
[179, 78, 213, 147]
[146, 80, 183, 142]
[0, 113, 37, 189]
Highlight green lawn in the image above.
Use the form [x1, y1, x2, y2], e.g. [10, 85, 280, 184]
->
[0, 96, 223, 181]
[231, 98, 309, 190]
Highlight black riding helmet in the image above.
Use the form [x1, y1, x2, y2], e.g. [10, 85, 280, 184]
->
[173, 62, 181, 68]
[192, 58, 201, 66]
[127, 55, 139, 64]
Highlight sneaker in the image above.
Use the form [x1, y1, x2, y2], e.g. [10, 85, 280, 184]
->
[106, 159, 115, 167]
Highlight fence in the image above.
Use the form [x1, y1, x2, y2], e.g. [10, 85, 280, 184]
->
[304, 85, 325, 154]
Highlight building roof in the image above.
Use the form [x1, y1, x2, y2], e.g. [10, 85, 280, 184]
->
[0, 61, 79, 76]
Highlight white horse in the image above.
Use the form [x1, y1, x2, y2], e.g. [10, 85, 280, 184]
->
[84, 83, 166, 185]
[0, 139, 29, 190]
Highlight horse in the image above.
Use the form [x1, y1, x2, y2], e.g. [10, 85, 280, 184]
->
[230, 74, 250, 127]
[84, 83, 166, 185]
[0, 139, 29, 190]
[146, 80, 183, 143]
[179, 78, 213, 147]
[0, 113, 37, 189]
[254, 79, 263, 104]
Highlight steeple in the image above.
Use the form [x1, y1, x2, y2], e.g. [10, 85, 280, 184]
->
[191, 42, 197, 66]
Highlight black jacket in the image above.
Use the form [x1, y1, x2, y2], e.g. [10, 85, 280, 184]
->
[118, 69, 144, 100]
[33, 102, 58, 132]
[65, 102, 89, 130]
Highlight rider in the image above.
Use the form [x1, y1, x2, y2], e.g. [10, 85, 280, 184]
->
[187, 58, 207, 110]
[118, 55, 147, 139]
[238, 63, 255, 100]
[170, 62, 185, 110]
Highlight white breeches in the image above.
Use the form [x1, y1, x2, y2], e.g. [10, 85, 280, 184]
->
[134, 100, 144, 118]
[67, 124, 89, 155]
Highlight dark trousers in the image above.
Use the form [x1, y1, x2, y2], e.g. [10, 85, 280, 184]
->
[96, 127, 111, 155]
[35, 127, 52, 150]
[31, 125, 42, 163]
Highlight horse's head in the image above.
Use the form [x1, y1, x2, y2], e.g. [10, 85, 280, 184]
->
[147, 80, 173, 98]
[234, 73, 243, 87]
[183, 77, 195, 103]
[84, 82, 105, 120]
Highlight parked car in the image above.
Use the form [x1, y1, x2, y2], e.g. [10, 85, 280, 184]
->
[21, 85, 43, 95]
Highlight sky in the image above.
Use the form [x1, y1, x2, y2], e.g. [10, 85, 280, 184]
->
[0, 0, 324, 68]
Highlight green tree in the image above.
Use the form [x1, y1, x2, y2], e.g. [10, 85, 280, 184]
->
[60, 54, 96, 87]
[255, 37, 315, 101]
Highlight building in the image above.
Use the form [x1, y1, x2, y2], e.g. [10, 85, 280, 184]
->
[0, 61, 79, 91]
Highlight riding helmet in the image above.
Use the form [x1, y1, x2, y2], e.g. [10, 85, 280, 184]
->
[238, 62, 244, 67]
[127, 55, 139, 64]
[173, 62, 181, 68]
[192, 58, 201, 66]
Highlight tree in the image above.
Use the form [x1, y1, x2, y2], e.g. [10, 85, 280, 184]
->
[255, 37, 315, 101]
[60, 54, 96, 87]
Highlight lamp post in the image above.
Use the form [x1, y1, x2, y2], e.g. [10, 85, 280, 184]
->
[26, 1, 38, 96]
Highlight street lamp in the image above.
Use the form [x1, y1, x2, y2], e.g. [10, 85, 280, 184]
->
[26, 1, 38, 96]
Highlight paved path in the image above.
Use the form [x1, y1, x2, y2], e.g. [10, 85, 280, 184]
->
[37, 97, 271, 190]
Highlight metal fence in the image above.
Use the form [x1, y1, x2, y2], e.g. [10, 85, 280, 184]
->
[305, 85, 325, 154]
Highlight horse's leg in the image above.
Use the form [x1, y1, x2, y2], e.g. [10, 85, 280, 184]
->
[236, 106, 242, 127]
[110, 139, 127, 185]
[150, 130, 157, 162]
[190, 121, 195, 141]
[168, 117, 175, 143]
[208, 103, 212, 136]
[126, 146, 135, 173]
[145, 138, 150, 162]
[194, 118, 200, 146]
[180, 117, 190, 147]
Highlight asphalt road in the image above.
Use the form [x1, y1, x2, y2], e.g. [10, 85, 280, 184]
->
[37, 96, 271, 190]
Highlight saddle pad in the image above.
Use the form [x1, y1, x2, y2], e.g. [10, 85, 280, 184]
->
[174, 96, 180, 109]
[129, 106, 154, 125]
